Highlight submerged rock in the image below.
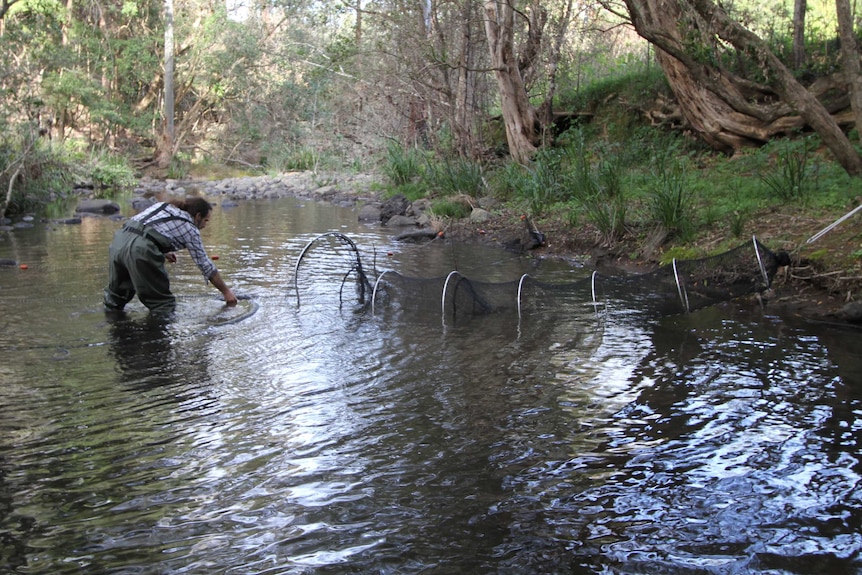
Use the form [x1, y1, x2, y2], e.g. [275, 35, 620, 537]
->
[840, 301, 862, 323]
[76, 199, 121, 215]
[50, 217, 82, 225]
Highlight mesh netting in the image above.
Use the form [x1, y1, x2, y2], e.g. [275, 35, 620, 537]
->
[295, 235, 788, 320]
[292, 232, 373, 310]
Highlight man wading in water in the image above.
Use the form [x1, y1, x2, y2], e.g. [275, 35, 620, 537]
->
[104, 197, 238, 314]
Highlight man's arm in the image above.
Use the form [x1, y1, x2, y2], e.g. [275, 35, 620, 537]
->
[209, 271, 238, 305]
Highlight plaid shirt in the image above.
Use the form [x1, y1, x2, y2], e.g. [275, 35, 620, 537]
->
[132, 202, 218, 281]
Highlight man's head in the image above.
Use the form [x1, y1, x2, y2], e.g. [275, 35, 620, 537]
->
[178, 197, 213, 229]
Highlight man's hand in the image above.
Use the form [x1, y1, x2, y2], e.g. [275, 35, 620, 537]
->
[166, 252, 177, 263]
[209, 271, 237, 306]
[223, 288, 238, 306]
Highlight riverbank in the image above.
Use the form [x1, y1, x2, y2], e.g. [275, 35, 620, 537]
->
[134, 171, 862, 323]
[7, 170, 857, 323]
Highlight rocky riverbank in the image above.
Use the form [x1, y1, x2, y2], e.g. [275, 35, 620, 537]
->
[4, 170, 861, 323]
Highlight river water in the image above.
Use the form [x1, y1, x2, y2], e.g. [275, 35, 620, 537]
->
[1, 196, 860, 574]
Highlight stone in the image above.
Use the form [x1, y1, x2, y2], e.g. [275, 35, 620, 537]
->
[380, 194, 410, 222]
[840, 301, 862, 323]
[384, 215, 417, 227]
[470, 208, 491, 223]
[76, 199, 121, 214]
[358, 204, 381, 222]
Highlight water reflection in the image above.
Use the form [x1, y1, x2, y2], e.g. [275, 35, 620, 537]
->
[488, 305, 862, 573]
[1, 198, 861, 574]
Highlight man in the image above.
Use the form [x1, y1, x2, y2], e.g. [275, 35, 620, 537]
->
[104, 197, 237, 313]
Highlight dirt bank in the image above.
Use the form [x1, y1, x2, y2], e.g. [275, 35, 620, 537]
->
[438, 204, 862, 324]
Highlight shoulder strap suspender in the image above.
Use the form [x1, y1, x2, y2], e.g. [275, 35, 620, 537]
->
[140, 202, 190, 226]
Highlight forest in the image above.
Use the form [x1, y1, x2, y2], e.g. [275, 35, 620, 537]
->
[2, 0, 862, 273]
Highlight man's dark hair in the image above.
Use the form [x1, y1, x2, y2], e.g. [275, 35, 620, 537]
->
[170, 197, 212, 219]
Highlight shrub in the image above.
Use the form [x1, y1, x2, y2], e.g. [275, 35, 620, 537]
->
[382, 141, 424, 187]
[425, 156, 486, 197]
[430, 197, 472, 219]
[645, 152, 694, 241]
[759, 136, 817, 202]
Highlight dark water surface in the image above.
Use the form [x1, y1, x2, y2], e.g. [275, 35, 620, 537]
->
[1, 197, 861, 574]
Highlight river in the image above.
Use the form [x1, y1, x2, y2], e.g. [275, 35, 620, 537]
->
[0, 196, 860, 574]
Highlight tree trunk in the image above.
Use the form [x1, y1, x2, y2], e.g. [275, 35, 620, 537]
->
[536, 0, 573, 135]
[836, 0, 862, 142]
[792, 0, 807, 69]
[483, 0, 538, 165]
[158, 0, 175, 170]
[454, 0, 476, 156]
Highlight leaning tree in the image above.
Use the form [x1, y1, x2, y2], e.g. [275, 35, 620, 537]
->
[619, 0, 862, 176]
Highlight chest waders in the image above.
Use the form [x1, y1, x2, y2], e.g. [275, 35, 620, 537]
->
[104, 204, 192, 313]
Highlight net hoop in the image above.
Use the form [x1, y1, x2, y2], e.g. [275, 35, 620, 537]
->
[672, 258, 691, 313]
[517, 274, 530, 319]
[293, 232, 370, 307]
[293, 235, 785, 319]
[752, 235, 769, 289]
[371, 269, 396, 315]
[442, 271, 462, 318]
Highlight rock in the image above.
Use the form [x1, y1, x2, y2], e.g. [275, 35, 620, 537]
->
[470, 208, 491, 223]
[358, 204, 382, 222]
[384, 215, 417, 227]
[380, 194, 410, 222]
[51, 217, 82, 225]
[395, 229, 439, 242]
[130, 197, 157, 211]
[839, 301, 862, 323]
[76, 199, 121, 214]
[408, 198, 432, 216]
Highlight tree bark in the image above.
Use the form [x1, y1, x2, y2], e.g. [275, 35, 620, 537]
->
[792, 0, 807, 69]
[0, 0, 21, 20]
[536, 0, 573, 133]
[836, 0, 862, 142]
[483, 0, 538, 164]
[158, 0, 175, 169]
[623, 0, 862, 177]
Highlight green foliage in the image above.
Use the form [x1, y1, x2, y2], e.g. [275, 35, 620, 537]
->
[487, 162, 529, 202]
[0, 135, 76, 215]
[729, 209, 747, 238]
[659, 246, 701, 266]
[384, 181, 426, 202]
[515, 149, 568, 215]
[85, 149, 137, 197]
[430, 198, 471, 219]
[382, 141, 424, 187]
[645, 147, 695, 242]
[265, 145, 321, 172]
[166, 155, 189, 180]
[758, 136, 817, 202]
[424, 156, 486, 197]
[558, 129, 627, 244]
[559, 68, 670, 122]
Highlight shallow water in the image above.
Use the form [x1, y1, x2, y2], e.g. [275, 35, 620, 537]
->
[1, 197, 860, 574]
